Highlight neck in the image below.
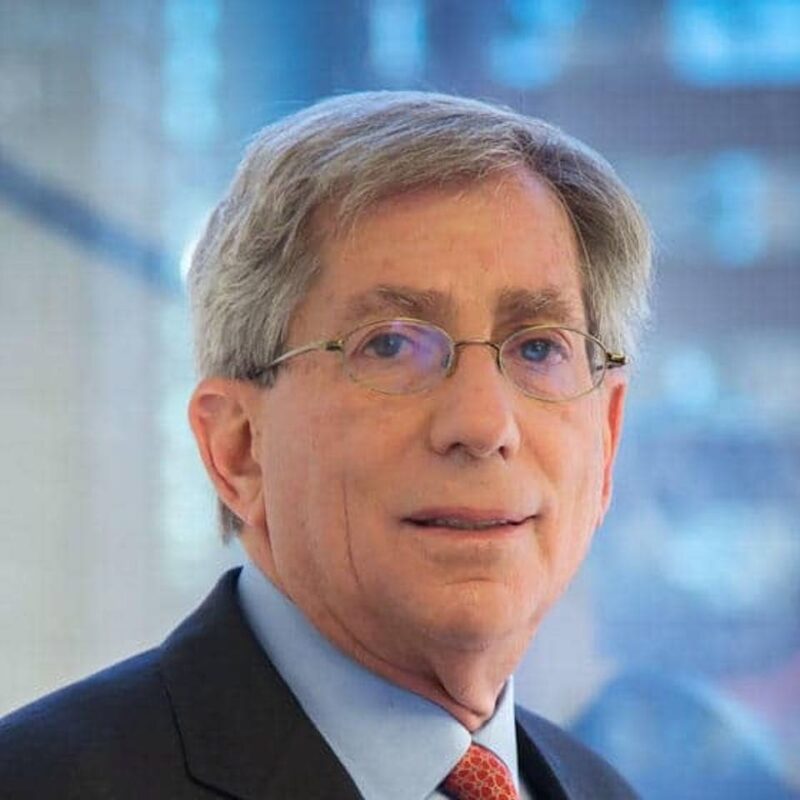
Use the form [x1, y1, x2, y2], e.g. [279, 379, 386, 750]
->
[351, 640, 522, 731]
[244, 538, 532, 731]
[292, 587, 528, 731]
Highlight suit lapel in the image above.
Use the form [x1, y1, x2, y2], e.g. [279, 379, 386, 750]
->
[158, 569, 363, 800]
[516, 715, 572, 800]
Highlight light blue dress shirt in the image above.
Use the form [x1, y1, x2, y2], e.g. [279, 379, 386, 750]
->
[238, 562, 532, 800]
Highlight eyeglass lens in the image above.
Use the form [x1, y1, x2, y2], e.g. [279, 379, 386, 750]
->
[342, 320, 604, 399]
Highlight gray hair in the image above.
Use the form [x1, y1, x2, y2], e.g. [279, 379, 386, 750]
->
[187, 90, 652, 537]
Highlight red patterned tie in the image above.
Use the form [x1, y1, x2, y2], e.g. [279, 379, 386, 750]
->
[440, 743, 520, 800]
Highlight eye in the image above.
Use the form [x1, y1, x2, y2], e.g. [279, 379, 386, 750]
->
[361, 331, 414, 359]
[520, 338, 555, 363]
[507, 329, 572, 368]
[347, 321, 451, 373]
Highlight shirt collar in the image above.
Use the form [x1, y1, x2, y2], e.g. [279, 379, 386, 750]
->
[237, 561, 520, 800]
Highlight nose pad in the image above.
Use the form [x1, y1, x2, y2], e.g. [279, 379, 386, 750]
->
[448, 340, 503, 377]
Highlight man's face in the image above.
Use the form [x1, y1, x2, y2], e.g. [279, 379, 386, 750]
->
[246, 170, 625, 674]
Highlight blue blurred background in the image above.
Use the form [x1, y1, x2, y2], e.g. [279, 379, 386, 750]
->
[0, 1, 798, 797]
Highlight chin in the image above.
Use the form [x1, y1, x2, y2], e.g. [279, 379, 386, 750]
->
[419, 580, 540, 651]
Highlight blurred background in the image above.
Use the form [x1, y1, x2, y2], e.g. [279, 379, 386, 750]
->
[0, 1, 798, 797]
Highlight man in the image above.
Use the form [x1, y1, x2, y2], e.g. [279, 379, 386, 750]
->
[0, 91, 651, 798]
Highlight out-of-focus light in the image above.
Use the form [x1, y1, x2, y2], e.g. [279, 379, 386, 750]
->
[369, 0, 426, 82]
[668, 0, 800, 86]
[162, 92, 220, 148]
[663, 347, 719, 412]
[490, 0, 584, 89]
[164, 0, 220, 34]
[661, 503, 799, 614]
[162, 0, 221, 149]
[165, 40, 222, 84]
[489, 36, 560, 89]
[704, 151, 767, 267]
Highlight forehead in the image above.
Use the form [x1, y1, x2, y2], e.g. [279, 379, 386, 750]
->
[297, 169, 584, 333]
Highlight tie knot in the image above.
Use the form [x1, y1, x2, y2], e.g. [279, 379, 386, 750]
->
[441, 743, 519, 800]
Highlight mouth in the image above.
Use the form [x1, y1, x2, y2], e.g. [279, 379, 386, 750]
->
[403, 508, 532, 533]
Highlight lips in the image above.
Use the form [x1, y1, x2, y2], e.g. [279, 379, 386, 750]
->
[404, 508, 531, 531]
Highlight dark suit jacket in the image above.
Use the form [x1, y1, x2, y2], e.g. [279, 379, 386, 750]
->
[0, 569, 638, 799]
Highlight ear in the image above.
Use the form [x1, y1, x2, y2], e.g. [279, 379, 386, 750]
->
[597, 376, 627, 526]
[188, 378, 267, 531]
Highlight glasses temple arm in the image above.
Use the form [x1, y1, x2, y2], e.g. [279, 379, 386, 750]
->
[606, 352, 628, 370]
[247, 339, 344, 381]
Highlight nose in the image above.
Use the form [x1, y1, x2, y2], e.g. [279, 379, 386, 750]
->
[428, 342, 522, 460]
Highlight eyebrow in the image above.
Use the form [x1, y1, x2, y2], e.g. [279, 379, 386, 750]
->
[340, 285, 457, 327]
[339, 283, 583, 330]
[495, 286, 582, 327]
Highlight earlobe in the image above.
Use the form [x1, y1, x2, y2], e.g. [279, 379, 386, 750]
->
[188, 378, 267, 531]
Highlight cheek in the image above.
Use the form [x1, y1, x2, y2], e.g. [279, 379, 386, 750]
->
[262, 386, 419, 598]
[532, 405, 607, 578]
[260, 391, 344, 586]
[528, 400, 605, 491]
[316, 399, 437, 602]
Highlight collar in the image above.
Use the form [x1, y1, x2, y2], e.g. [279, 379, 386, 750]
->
[158, 569, 363, 799]
[238, 561, 521, 800]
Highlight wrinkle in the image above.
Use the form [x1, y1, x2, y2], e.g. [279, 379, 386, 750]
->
[341, 476, 362, 595]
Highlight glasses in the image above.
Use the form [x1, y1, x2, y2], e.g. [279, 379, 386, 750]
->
[252, 317, 627, 402]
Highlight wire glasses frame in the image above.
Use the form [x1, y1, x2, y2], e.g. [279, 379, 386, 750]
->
[249, 317, 628, 402]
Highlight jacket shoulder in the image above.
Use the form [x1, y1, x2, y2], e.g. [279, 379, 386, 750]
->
[516, 706, 640, 799]
[0, 649, 192, 799]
